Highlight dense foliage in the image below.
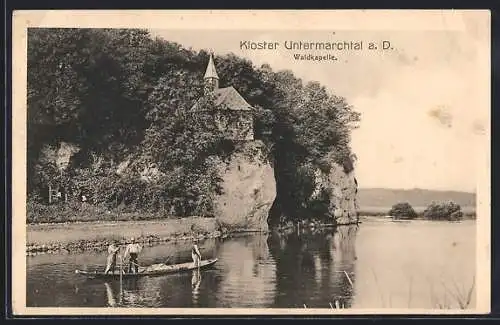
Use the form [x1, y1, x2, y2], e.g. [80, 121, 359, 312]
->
[388, 202, 418, 220]
[27, 28, 360, 223]
[423, 201, 464, 221]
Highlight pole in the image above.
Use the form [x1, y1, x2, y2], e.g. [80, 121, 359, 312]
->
[48, 184, 52, 204]
[119, 255, 123, 305]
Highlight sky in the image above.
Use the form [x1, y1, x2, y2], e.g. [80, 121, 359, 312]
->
[149, 26, 488, 193]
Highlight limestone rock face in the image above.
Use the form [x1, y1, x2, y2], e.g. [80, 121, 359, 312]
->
[213, 141, 276, 231]
[40, 142, 80, 171]
[312, 163, 359, 225]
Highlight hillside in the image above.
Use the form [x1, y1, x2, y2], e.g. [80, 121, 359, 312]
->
[27, 28, 360, 224]
[357, 188, 476, 208]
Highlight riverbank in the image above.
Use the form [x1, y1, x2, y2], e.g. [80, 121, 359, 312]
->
[26, 217, 227, 255]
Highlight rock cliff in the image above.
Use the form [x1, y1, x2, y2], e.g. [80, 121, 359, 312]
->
[312, 162, 359, 225]
[213, 140, 276, 232]
[41, 140, 355, 229]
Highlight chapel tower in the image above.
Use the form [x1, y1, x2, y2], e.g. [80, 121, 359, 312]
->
[204, 53, 219, 94]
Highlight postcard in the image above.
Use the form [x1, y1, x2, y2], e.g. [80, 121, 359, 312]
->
[11, 9, 491, 315]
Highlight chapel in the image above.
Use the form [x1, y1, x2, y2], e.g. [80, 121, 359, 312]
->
[191, 54, 254, 141]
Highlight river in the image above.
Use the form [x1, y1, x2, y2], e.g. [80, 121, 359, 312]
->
[26, 217, 476, 309]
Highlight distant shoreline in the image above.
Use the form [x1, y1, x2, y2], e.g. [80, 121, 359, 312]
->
[357, 188, 476, 208]
[358, 206, 476, 219]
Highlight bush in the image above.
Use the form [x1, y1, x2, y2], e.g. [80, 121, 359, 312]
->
[26, 198, 171, 224]
[423, 201, 463, 221]
[388, 202, 418, 220]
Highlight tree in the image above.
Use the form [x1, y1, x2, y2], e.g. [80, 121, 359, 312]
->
[423, 201, 464, 221]
[388, 202, 418, 220]
[27, 28, 155, 196]
[137, 70, 230, 216]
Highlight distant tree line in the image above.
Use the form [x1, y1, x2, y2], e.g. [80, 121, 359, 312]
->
[27, 28, 360, 223]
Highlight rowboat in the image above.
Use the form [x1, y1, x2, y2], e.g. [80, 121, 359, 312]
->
[75, 258, 218, 279]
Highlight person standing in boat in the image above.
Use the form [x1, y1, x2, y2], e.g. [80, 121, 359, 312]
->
[124, 237, 142, 273]
[191, 240, 202, 268]
[104, 240, 121, 274]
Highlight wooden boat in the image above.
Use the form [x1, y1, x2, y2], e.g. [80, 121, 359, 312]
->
[75, 258, 218, 279]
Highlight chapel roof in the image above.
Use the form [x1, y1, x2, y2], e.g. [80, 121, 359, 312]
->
[191, 86, 253, 111]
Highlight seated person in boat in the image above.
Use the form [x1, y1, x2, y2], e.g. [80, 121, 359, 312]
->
[192, 241, 202, 268]
[104, 240, 121, 274]
[123, 237, 142, 273]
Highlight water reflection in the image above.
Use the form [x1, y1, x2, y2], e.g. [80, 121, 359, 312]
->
[191, 270, 202, 306]
[331, 225, 358, 308]
[214, 234, 277, 308]
[26, 228, 358, 308]
[104, 282, 117, 307]
[101, 272, 197, 308]
[267, 225, 358, 308]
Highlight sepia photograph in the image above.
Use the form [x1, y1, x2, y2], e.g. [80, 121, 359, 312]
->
[11, 10, 490, 315]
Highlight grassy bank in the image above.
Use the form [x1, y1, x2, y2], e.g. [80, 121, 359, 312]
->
[358, 206, 476, 218]
[26, 216, 221, 255]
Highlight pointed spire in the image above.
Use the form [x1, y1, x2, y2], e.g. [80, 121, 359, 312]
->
[204, 53, 219, 80]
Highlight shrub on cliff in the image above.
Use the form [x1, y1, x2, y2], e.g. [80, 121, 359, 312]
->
[423, 201, 464, 221]
[388, 202, 418, 220]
